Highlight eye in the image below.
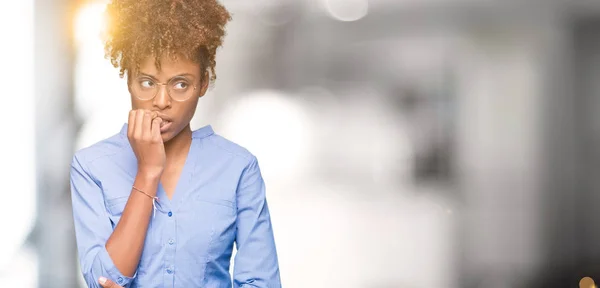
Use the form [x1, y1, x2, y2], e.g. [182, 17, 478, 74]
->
[139, 79, 154, 88]
[173, 81, 189, 90]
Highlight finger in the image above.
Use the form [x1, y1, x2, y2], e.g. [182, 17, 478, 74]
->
[142, 111, 152, 140]
[127, 110, 135, 138]
[151, 117, 163, 141]
[134, 109, 145, 139]
[98, 276, 123, 288]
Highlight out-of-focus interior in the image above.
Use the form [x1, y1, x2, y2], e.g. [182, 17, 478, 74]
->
[3, 0, 600, 287]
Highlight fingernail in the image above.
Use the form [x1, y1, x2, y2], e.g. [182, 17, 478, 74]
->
[99, 277, 107, 284]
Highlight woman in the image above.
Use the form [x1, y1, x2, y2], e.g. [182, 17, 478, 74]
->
[70, 0, 281, 287]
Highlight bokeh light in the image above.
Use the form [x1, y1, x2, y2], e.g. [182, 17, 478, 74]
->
[323, 0, 369, 22]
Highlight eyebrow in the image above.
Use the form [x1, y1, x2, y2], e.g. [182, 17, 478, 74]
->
[137, 72, 196, 80]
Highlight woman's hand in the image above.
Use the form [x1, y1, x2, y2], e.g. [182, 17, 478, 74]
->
[99, 277, 124, 288]
[127, 109, 166, 178]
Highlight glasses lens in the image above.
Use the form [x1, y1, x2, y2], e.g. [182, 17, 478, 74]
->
[133, 78, 157, 100]
[167, 77, 195, 101]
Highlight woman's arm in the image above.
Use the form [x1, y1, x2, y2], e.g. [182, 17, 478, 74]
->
[105, 171, 159, 276]
[71, 155, 160, 287]
[232, 156, 281, 288]
[71, 110, 165, 287]
[107, 110, 165, 278]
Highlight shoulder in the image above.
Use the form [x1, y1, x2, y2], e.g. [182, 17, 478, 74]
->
[202, 132, 256, 164]
[200, 132, 264, 193]
[72, 131, 127, 168]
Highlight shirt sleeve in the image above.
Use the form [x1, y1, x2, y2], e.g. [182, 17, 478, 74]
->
[233, 156, 282, 288]
[70, 154, 137, 288]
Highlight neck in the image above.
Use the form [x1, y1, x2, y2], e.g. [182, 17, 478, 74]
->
[164, 124, 192, 162]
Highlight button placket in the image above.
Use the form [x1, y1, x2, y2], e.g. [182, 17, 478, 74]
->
[163, 208, 176, 287]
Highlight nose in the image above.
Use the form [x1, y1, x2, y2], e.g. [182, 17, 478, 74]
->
[153, 84, 171, 110]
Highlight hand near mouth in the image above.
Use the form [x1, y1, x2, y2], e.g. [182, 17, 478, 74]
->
[127, 109, 166, 178]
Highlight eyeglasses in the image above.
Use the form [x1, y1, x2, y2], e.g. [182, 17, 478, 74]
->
[131, 76, 198, 101]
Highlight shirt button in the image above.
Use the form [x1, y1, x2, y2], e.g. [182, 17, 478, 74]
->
[168, 211, 173, 217]
[166, 268, 173, 274]
[117, 277, 123, 284]
[168, 239, 175, 245]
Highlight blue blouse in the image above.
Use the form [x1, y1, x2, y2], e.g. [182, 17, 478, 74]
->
[70, 124, 281, 288]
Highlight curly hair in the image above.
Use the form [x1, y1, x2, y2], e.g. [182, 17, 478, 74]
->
[103, 0, 231, 83]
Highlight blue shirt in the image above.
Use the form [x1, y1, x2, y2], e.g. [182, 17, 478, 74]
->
[70, 124, 281, 288]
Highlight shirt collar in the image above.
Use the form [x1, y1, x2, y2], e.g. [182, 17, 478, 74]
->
[192, 124, 214, 139]
[119, 123, 214, 139]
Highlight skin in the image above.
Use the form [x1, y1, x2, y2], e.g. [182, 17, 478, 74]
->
[99, 277, 124, 288]
[103, 54, 210, 277]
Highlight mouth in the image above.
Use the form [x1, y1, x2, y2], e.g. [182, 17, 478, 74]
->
[153, 112, 173, 133]
[159, 119, 172, 133]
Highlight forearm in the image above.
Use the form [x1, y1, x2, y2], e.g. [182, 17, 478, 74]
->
[105, 171, 160, 277]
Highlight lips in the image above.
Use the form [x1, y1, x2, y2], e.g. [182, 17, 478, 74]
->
[153, 112, 173, 133]
[154, 112, 172, 122]
[159, 120, 171, 128]
[159, 119, 172, 133]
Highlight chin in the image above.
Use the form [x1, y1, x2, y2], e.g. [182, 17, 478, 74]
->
[160, 123, 188, 143]
[161, 132, 175, 143]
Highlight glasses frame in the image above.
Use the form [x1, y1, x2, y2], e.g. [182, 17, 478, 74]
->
[131, 76, 199, 102]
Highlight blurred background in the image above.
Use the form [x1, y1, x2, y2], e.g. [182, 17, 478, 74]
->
[3, 0, 600, 287]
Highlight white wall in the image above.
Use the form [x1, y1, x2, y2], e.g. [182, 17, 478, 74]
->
[0, 0, 37, 287]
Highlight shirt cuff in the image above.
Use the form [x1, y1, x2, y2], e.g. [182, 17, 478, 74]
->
[97, 246, 137, 287]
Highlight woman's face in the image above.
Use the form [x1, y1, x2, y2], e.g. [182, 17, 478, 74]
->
[129, 54, 209, 142]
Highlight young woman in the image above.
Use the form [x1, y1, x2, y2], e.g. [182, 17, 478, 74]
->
[70, 1, 281, 287]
